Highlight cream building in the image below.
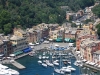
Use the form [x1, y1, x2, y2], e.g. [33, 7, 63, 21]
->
[49, 30, 58, 40]
[10, 35, 30, 56]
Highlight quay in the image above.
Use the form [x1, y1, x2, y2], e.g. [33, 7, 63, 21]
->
[11, 61, 25, 69]
[71, 48, 100, 71]
[83, 63, 100, 71]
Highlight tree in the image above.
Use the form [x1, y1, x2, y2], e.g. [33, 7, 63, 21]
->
[4, 23, 12, 35]
[96, 23, 100, 37]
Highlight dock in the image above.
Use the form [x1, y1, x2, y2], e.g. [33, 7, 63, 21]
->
[83, 63, 100, 71]
[11, 61, 26, 69]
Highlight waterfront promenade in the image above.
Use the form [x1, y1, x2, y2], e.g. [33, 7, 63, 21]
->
[71, 48, 100, 71]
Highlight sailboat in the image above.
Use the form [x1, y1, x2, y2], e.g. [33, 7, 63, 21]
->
[46, 51, 54, 67]
[54, 53, 65, 74]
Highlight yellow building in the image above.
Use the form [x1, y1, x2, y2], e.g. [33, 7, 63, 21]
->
[10, 35, 30, 56]
[49, 30, 58, 40]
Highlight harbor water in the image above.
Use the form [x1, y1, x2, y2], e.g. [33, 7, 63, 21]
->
[6, 51, 100, 75]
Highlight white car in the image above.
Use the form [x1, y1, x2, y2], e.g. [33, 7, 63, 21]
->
[43, 41, 49, 44]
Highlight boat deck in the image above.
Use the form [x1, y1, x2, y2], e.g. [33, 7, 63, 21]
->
[11, 61, 26, 69]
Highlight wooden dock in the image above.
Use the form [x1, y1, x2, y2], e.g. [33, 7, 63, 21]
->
[11, 61, 26, 69]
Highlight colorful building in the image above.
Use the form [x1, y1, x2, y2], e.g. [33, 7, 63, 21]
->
[10, 35, 30, 56]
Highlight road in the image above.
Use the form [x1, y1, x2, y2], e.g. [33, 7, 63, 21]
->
[33, 42, 69, 51]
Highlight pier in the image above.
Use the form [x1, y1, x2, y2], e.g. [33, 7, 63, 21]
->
[11, 61, 26, 69]
[71, 48, 100, 71]
[83, 63, 100, 71]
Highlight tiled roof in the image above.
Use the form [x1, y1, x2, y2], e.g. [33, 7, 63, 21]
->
[94, 50, 100, 55]
[18, 29, 26, 34]
[10, 35, 23, 40]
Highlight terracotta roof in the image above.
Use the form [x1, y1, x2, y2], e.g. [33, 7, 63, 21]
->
[94, 50, 100, 55]
[10, 35, 23, 40]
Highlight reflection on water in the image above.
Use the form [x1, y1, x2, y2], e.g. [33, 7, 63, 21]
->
[5, 51, 100, 75]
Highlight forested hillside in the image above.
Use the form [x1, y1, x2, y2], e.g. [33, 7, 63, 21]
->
[0, 0, 95, 35]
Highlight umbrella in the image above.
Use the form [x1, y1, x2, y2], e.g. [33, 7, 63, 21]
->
[9, 54, 15, 57]
[55, 44, 59, 46]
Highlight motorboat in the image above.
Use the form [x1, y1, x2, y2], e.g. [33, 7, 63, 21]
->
[0, 64, 20, 75]
[42, 56, 46, 59]
[29, 52, 35, 56]
[46, 61, 54, 67]
[60, 67, 71, 73]
[67, 66, 76, 71]
[38, 60, 42, 64]
[53, 62, 59, 66]
[7, 69, 19, 75]
[74, 60, 83, 67]
[0, 70, 7, 75]
[42, 63, 47, 67]
[38, 55, 42, 59]
[54, 68, 65, 74]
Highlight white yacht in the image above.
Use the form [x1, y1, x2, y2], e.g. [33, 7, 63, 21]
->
[54, 68, 64, 74]
[0, 64, 19, 75]
[38, 60, 42, 64]
[53, 62, 59, 66]
[60, 67, 71, 73]
[74, 60, 83, 67]
[67, 66, 76, 71]
[46, 61, 54, 67]
[38, 55, 42, 59]
[8, 69, 19, 75]
[0, 71, 6, 75]
[42, 63, 47, 67]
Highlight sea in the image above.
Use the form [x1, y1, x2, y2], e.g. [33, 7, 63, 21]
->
[6, 51, 100, 75]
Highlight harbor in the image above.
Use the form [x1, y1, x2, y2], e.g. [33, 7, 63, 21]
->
[1, 42, 100, 75]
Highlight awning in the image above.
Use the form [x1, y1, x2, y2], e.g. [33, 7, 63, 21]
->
[64, 38, 70, 42]
[56, 38, 63, 42]
[14, 51, 23, 56]
[23, 47, 32, 53]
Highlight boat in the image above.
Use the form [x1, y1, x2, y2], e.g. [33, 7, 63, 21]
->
[60, 67, 71, 73]
[38, 60, 42, 64]
[54, 53, 65, 75]
[54, 68, 65, 74]
[67, 66, 76, 71]
[74, 60, 83, 67]
[29, 52, 35, 56]
[0, 71, 6, 75]
[42, 63, 47, 67]
[46, 60, 54, 67]
[0, 64, 19, 75]
[53, 62, 59, 66]
[42, 56, 46, 59]
[38, 55, 42, 59]
[7, 69, 20, 75]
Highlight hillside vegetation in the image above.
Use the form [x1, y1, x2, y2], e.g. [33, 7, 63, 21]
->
[0, 0, 95, 35]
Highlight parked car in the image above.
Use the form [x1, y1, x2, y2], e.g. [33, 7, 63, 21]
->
[43, 41, 50, 44]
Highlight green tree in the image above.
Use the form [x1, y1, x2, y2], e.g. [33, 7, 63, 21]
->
[96, 23, 100, 37]
[4, 23, 12, 35]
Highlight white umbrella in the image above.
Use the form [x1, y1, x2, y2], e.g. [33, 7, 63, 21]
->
[55, 44, 59, 47]
[49, 39, 53, 41]
[9, 54, 15, 57]
[7, 57, 11, 59]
